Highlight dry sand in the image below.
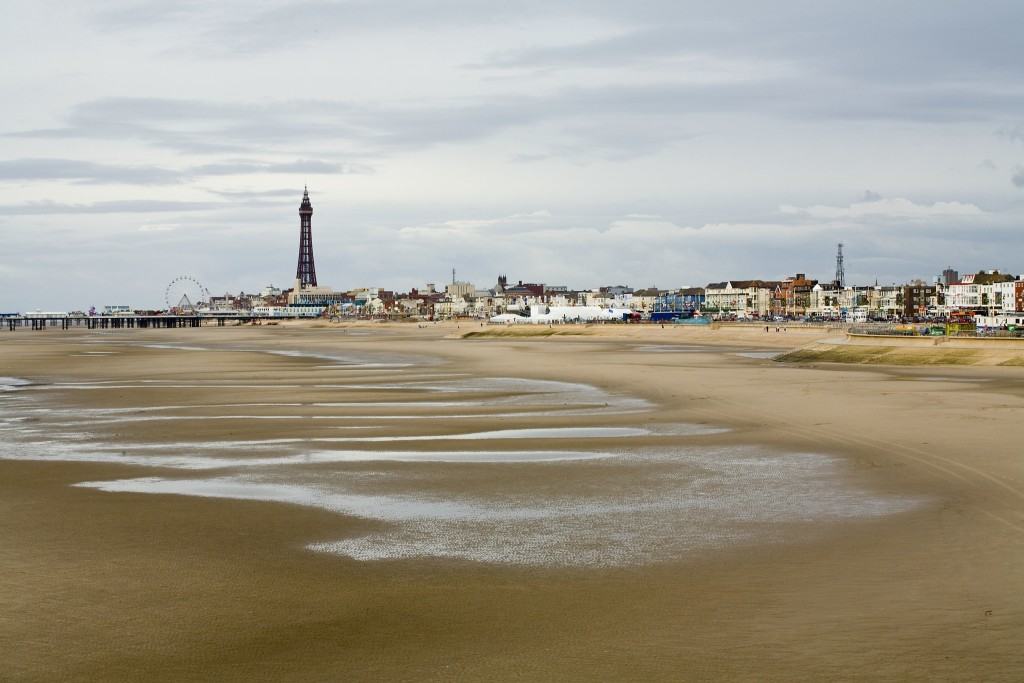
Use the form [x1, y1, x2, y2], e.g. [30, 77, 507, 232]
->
[1, 322, 1023, 681]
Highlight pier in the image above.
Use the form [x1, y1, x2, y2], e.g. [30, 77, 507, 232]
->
[3, 313, 264, 331]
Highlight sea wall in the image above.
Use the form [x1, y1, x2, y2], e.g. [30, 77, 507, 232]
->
[847, 333, 1024, 350]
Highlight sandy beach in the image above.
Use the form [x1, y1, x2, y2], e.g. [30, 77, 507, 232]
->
[2, 322, 1023, 681]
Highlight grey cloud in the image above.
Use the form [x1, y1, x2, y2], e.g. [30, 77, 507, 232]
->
[195, 0, 562, 56]
[472, 25, 727, 71]
[0, 200, 224, 215]
[13, 76, 1020, 168]
[8, 97, 365, 154]
[190, 159, 372, 175]
[510, 153, 552, 163]
[377, 81, 1024, 145]
[862, 191, 884, 202]
[474, 2, 1024, 84]
[999, 125, 1024, 143]
[0, 158, 181, 185]
[0, 157, 363, 186]
[71, 3, 1024, 151]
[96, 0, 1024, 84]
[204, 188, 300, 199]
[1013, 167, 1024, 188]
[89, 0, 561, 56]
[92, 0, 207, 30]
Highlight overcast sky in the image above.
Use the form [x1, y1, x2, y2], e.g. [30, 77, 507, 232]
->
[2, 0, 1023, 310]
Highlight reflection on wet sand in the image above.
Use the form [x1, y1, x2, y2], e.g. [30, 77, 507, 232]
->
[77, 446, 918, 566]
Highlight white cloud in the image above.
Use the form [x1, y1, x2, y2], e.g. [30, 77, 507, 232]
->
[397, 210, 553, 237]
[779, 197, 985, 220]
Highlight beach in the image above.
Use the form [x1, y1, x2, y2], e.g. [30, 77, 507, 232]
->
[2, 322, 1022, 680]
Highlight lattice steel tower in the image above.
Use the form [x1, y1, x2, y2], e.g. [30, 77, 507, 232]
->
[834, 242, 845, 288]
[296, 187, 317, 288]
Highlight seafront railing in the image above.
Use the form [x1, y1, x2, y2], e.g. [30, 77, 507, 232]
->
[849, 324, 926, 336]
[849, 324, 1024, 338]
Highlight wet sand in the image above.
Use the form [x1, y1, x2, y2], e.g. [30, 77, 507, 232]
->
[2, 323, 1023, 680]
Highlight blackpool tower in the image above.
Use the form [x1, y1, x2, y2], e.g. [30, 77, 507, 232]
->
[295, 187, 317, 288]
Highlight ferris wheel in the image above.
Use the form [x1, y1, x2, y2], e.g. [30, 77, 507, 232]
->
[165, 276, 211, 313]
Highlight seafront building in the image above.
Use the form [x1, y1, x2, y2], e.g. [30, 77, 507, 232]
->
[183, 263, 1024, 325]
[944, 271, 1018, 314]
[704, 281, 778, 318]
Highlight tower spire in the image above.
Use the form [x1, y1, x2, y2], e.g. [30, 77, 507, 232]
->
[296, 188, 317, 288]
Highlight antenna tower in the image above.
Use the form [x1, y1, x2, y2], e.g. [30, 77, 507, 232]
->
[834, 242, 845, 288]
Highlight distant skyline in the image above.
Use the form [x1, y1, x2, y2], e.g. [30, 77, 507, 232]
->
[2, 1, 1024, 310]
